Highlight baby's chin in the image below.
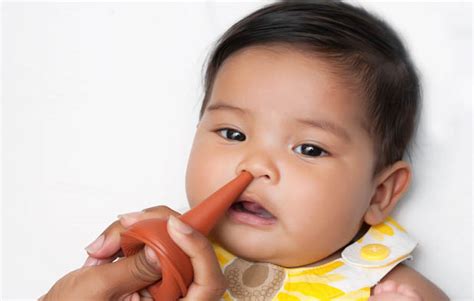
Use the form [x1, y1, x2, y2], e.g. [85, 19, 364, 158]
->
[209, 226, 331, 268]
[210, 226, 276, 259]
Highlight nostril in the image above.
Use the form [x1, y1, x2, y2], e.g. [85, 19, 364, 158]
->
[240, 169, 251, 176]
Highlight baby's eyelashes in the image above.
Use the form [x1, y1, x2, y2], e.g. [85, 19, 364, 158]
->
[293, 143, 328, 157]
[215, 127, 330, 158]
[216, 128, 246, 141]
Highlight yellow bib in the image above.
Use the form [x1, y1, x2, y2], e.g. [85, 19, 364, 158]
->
[212, 216, 417, 301]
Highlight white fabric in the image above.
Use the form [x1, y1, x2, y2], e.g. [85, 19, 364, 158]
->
[2, 2, 471, 300]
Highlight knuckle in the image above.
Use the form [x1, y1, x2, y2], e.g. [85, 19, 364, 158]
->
[139, 288, 153, 298]
[67, 269, 88, 290]
[143, 205, 180, 218]
[143, 205, 167, 214]
[79, 267, 109, 297]
[128, 250, 160, 284]
[206, 277, 228, 298]
[105, 219, 125, 235]
[192, 233, 212, 253]
[143, 205, 170, 217]
[216, 276, 229, 294]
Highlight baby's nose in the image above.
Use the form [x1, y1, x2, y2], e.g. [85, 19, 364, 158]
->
[235, 154, 279, 184]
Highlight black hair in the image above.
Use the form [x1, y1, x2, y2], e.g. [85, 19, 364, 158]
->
[198, 0, 421, 175]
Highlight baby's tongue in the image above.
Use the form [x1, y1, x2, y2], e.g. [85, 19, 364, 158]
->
[241, 201, 274, 219]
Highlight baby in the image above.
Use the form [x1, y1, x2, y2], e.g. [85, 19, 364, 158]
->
[83, 1, 448, 300]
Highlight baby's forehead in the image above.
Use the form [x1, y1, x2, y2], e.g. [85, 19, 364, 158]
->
[220, 45, 364, 100]
[213, 46, 369, 127]
[223, 45, 337, 75]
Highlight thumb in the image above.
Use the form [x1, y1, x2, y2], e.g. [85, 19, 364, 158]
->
[93, 245, 162, 299]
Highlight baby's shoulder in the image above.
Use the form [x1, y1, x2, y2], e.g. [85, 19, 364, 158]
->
[382, 263, 449, 300]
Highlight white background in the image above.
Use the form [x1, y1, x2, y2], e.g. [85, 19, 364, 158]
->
[2, 1, 472, 300]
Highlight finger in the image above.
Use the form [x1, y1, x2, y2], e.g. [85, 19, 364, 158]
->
[119, 206, 181, 228]
[82, 255, 117, 267]
[83, 248, 124, 267]
[397, 283, 422, 299]
[138, 288, 153, 298]
[167, 216, 227, 300]
[127, 292, 140, 301]
[379, 280, 398, 293]
[90, 245, 162, 299]
[85, 220, 125, 259]
[121, 293, 138, 301]
[372, 282, 383, 295]
[86, 206, 181, 259]
[131, 292, 141, 301]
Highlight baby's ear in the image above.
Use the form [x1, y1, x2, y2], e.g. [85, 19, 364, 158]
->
[364, 161, 412, 226]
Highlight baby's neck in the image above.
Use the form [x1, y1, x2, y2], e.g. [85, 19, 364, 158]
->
[296, 248, 343, 268]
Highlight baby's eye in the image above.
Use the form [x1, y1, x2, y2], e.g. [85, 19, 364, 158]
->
[216, 128, 246, 141]
[293, 143, 328, 157]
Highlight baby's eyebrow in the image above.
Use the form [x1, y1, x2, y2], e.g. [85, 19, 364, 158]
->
[206, 101, 351, 142]
[295, 118, 351, 142]
[206, 103, 248, 115]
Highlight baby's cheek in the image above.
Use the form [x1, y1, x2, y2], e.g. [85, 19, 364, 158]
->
[283, 209, 360, 260]
[282, 216, 330, 257]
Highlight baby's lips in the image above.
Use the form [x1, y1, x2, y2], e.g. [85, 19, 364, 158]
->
[238, 192, 278, 218]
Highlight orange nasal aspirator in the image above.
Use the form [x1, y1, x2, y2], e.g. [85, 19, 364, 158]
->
[120, 171, 253, 301]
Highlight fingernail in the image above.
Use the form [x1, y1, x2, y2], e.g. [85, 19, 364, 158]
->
[168, 215, 193, 234]
[85, 234, 105, 254]
[82, 256, 99, 267]
[144, 245, 158, 265]
[117, 211, 144, 223]
[131, 292, 141, 301]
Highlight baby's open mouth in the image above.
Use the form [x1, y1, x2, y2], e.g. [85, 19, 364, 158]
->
[231, 201, 275, 219]
[227, 199, 277, 226]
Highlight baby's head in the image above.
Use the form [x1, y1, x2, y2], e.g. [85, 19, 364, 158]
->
[185, 1, 420, 267]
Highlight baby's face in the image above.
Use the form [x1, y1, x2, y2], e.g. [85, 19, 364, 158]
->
[185, 46, 378, 267]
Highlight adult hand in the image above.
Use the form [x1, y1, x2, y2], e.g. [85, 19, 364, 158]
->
[39, 243, 162, 301]
[83, 206, 182, 267]
[40, 206, 227, 300]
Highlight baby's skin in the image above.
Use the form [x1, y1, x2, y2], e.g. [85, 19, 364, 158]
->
[81, 207, 422, 300]
[81, 46, 447, 300]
